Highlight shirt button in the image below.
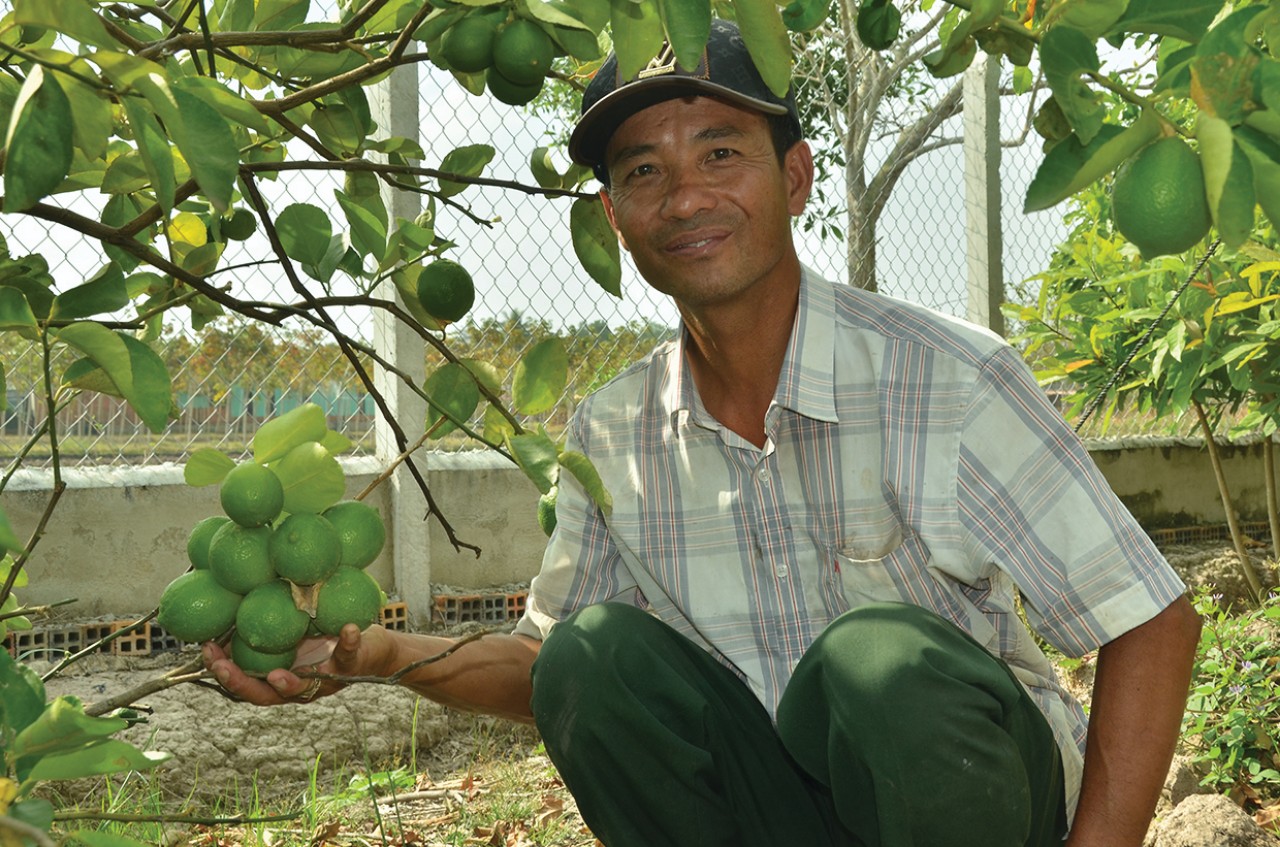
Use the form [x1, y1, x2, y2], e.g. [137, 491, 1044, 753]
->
[758, 467, 770, 482]
[775, 564, 789, 578]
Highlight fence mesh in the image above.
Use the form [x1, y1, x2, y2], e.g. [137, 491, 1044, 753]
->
[0, 26, 1071, 468]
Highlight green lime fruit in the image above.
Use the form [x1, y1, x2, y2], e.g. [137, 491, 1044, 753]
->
[269, 512, 341, 585]
[157, 570, 242, 643]
[417, 258, 476, 324]
[537, 486, 557, 537]
[1112, 137, 1212, 259]
[313, 566, 383, 636]
[492, 19, 553, 86]
[220, 208, 257, 241]
[219, 462, 285, 528]
[230, 633, 297, 675]
[208, 522, 276, 594]
[187, 516, 231, 570]
[440, 15, 499, 73]
[485, 65, 542, 106]
[322, 500, 386, 570]
[236, 579, 310, 654]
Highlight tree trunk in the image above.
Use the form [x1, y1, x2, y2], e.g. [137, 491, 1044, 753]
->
[1194, 400, 1264, 605]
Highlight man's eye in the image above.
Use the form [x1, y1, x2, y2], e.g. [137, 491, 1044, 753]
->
[709, 148, 735, 160]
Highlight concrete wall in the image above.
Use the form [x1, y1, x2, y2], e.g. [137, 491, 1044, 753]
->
[2, 438, 1274, 621]
[3, 452, 546, 622]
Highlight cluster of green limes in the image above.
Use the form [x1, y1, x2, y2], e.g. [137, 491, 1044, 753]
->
[434, 9, 558, 106]
[157, 462, 388, 674]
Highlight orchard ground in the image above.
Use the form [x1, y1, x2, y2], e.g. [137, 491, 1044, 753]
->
[28, 539, 1280, 847]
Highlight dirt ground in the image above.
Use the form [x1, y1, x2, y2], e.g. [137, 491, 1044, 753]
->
[31, 540, 1280, 845]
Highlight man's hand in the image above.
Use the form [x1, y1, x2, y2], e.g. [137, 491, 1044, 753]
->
[202, 623, 397, 705]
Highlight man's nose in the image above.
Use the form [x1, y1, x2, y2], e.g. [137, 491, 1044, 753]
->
[660, 165, 716, 220]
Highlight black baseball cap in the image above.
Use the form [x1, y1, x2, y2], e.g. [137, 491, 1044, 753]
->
[567, 18, 802, 169]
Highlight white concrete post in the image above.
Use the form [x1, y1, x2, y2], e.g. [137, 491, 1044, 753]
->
[963, 54, 1005, 336]
[370, 65, 433, 625]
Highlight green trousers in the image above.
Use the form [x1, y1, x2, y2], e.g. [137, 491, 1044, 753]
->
[529, 602, 1068, 847]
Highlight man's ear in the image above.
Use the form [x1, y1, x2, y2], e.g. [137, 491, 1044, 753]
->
[599, 188, 630, 252]
[784, 141, 815, 217]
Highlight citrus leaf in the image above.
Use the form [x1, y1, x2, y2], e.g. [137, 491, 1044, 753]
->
[530, 146, 565, 190]
[254, 0, 309, 30]
[336, 189, 388, 261]
[121, 96, 176, 213]
[0, 286, 38, 330]
[424, 362, 482, 438]
[273, 441, 345, 514]
[169, 88, 238, 214]
[1023, 124, 1124, 212]
[184, 448, 235, 487]
[0, 648, 47, 735]
[731, 0, 793, 98]
[275, 203, 333, 267]
[438, 144, 496, 198]
[173, 76, 269, 134]
[507, 430, 560, 494]
[61, 334, 173, 433]
[559, 449, 613, 516]
[1024, 112, 1160, 212]
[1197, 115, 1255, 248]
[1040, 25, 1103, 145]
[26, 740, 170, 782]
[7, 798, 53, 841]
[53, 322, 133, 396]
[483, 403, 517, 444]
[14, 0, 112, 48]
[52, 63, 112, 161]
[570, 197, 621, 297]
[609, 0, 665, 81]
[320, 429, 353, 455]
[253, 403, 329, 464]
[856, 0, 901, 50]
[1235, 125, 1280, 231]
[0, 508, 25, 555]
[3, 65, 74, 213]
[1110, 0, 1229, 42]
[513, 337, 568, 415]
[50, 265, 129, 321]
[11, 697, 129, 760]
[656, 0, 711, 72]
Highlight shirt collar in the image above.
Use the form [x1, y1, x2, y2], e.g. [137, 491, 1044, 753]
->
[663, 266, 840, 432]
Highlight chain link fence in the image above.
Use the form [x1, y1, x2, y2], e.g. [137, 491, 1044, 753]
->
[0, 35, 1069, 468]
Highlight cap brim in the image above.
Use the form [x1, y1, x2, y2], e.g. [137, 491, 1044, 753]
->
[567, 76, 790, 169]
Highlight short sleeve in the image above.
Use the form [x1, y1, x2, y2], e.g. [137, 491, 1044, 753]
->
[955, 346, 1187, 656]
[513, 416, 636, 641]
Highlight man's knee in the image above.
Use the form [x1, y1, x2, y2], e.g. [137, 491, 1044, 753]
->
[529, 602, 659, 724]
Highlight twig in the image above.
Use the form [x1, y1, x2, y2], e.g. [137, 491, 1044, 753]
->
[45, 610, 159, 686]
[54, 810, 302, 824]
[355, 426, 436, 502]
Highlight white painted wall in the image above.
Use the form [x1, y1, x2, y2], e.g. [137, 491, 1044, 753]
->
[3, 439, 1275, 622]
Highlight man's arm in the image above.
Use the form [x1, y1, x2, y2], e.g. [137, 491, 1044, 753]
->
[205, 624, 542, 723]
[1065, 595, 1201, 846]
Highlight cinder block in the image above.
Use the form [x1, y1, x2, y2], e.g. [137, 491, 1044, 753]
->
[11, 628, 47, 660]
[506, 591, 527, 619]
[109, 621, 151, 656]
[81, 621, 116, 653]
[44, 625, 84, 658]
[379, 601, 409, 632]
[149, 623, 183, 654]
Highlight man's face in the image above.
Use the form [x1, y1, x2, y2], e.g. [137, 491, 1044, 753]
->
[599, 95, 812, 310]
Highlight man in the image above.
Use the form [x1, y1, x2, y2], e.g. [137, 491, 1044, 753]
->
[208, 19, 1201, 847]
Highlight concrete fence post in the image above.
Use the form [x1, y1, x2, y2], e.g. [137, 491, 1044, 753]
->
[963, 53, 1005, 336]
[370, 64, 433, 625]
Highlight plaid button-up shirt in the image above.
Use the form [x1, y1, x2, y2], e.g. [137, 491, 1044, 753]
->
[516, 269, 1187, 815]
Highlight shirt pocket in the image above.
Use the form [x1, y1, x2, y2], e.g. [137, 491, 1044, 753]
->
[827, 520, 919, 608]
